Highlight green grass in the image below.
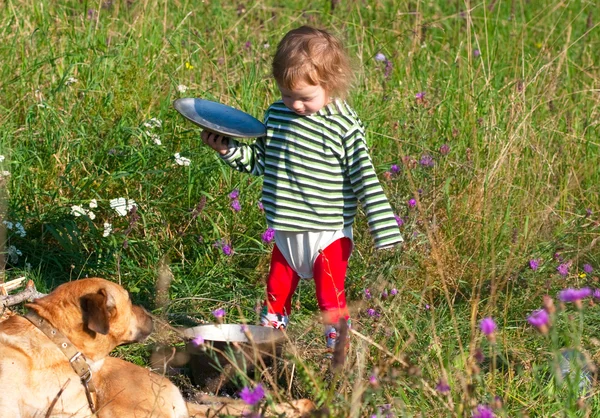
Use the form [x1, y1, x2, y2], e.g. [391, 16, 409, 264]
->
[1, 0, 599, 416]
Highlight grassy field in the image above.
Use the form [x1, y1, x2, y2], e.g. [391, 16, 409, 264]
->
[1, 0, 599, 416]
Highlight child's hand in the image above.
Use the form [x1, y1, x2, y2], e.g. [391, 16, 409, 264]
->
[201, 130, 230, 155]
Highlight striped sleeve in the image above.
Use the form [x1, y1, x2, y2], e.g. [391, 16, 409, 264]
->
[219, 107, 269, 176]
[344, 126, 404, 249]
[220, 137, 266, 176]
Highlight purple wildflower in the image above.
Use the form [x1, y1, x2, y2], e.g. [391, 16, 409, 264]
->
[244, 41, 252, 51]
[435, 379, 450, 393]
[554, 252, 563, 261]
[384, 59, 392, 79]
[390, 164, 400, 174]
[364, 288, 372, 299]
[381, 290, 388, 300]
[212, 308, 226, 318]
[472, 404, 494, 418]
[239, 384, 265, 406]
[214, 239, 233, 256]
[415, 92, 426, 100]
[257, 201, 264, 211]
[261, 227, 275, 243]
[586, 208, 592, 217]
[367, 308, 380, 318]
[439, 143, 450, 155]
[557, 263, 569, 276]
[375, 52, 386, 62]
[527, 309, 549, 328]
[369, 374, 378, 385]
[473, 49, 481, 58]
[228, 189, 239, 199]
[191, 335, 204, 346]
[395, 215, 404, 226]
[390, 288, 398, 296]
[231, 199, 241, 212]
[583, 264, 593, 274]
[480, 317, 497, 335]
[408, 199, 416, 208]
[593, 289, 600, 300]
[529, 259, 540, 271]
[419, 154, 435, 167]
[558, 287, 592, 303]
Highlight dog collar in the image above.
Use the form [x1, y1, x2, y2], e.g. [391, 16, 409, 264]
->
[24, 310, 97, 414]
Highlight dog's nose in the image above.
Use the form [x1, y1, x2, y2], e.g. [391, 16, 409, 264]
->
[133, 307, 154, 341]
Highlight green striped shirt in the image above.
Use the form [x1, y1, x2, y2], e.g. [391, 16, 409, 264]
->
[221, 100, 403, 249]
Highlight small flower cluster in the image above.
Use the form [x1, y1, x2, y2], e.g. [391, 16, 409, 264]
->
[213, 238, 232, 256]
[212, 308, 225, 319]
[261, 227, 275, 244]
[110, 198, 136, 217]
[174, 152, 191, 166]
[229, 189, 241, 212]
[71, 199, 98, 220]
[480, 317, 497, 343]
[363, 288, 398, 321]
[3, 220, 26, 238]
[239, 384, 265, 406]
[384, 163, 401, 180]
[374, 52, 392, 79]
[143, 117, 162, 146]
[529, 255, 594, 279]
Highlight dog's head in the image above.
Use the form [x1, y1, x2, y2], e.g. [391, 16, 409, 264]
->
[26, 278, 153, 361]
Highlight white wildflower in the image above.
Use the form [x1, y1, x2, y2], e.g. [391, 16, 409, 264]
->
[71, 205, 87, 217]
[375, 52, 386, 62]
[89, 199, 98, 209]
[150, 133, 162, 145]
[87, 211, 96, 220]
[143, 118, 162, 129]
[3, 220, 13, 230]
[7, 245, 22, 264]
[110, 198, 136, 217]
[103, 222, 113, 237]
[176, 84, 188, 93]
[0, 155, 5, 162]
[263, 43, 270, 49]
[1, 171, 10, 177]
[65, 77, 78, 86]
[15, 222, 26, 237]
[174, 153, 191, 166]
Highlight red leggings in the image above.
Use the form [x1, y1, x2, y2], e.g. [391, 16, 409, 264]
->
[264, 237, 352, 325]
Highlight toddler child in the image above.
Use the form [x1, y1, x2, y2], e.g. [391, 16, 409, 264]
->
[201, 25, 403, 353]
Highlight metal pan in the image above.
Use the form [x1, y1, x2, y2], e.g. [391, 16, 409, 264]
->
[183, 323, 283, 345]
[173, 98, 266, 138]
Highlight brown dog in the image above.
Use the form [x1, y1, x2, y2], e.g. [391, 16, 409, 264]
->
[0, 277, 153, 417]
[95, 357, 315, 418]
[94, 356, 189, 417]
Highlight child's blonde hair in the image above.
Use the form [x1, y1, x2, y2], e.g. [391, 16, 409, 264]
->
[273, 26, 353, 99]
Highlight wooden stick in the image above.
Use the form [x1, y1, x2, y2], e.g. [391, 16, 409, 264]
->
[186, 397, 315, 418]
[0, 281, 46, 309]
[0, 276, 27, 294]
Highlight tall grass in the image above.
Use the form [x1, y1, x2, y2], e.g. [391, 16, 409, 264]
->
[1, 0, 599, 416]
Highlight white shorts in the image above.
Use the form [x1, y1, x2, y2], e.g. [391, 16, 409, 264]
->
[274, 226, 353, 279]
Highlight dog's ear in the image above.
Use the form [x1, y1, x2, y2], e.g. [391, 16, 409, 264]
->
[80, 288, 115, 335]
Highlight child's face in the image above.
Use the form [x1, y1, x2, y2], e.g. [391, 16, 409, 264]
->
[278, 81, 330, 116]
